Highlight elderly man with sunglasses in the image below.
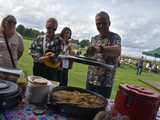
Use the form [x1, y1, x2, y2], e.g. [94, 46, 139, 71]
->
[30, 18, 62, 81]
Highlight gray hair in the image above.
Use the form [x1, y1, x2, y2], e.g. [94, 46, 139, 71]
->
[96, 11, 110, 24]
[46, 17, 58, 25]
[1, 15, 17, 27]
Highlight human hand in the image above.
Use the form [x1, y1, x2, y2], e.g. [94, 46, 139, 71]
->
[45, 52, 55, 57]
[86, 46, 97, 57]
[39, 52, 56, 63]
[38, 56, 49, 63]
[86, 45, 103, 56]
[30, 53, 40, 62]
[95, 45, 102, 53]
[67, 44, 72, 50]
[93, 111, 129, 120]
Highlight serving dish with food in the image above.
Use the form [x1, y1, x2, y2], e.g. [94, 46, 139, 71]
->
[50, 86, 107, 120]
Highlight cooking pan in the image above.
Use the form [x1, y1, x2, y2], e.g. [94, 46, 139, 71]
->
[59, 55, 114, 71]
[36, 51, 114, 71]
[50, 86, 107, 120]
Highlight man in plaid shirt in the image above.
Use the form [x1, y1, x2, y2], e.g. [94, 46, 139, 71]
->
[30, 18, 62, 81]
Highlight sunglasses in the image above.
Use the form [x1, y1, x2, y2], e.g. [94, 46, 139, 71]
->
[46, 27, 57, 32]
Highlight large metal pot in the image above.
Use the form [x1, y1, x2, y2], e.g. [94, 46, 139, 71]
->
[50, 86, 107, 120]
[0, 80, 22, 110]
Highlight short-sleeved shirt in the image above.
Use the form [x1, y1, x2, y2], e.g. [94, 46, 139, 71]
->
[0, 32, 24, 68]
[60, 38, 73, 69]
[62, 44, 70, 68]
[30, 35, 62, 60]
[137, 58, 144, 68]
[87, 32, 121, 87]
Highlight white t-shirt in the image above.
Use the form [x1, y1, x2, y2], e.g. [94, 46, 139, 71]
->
[62, 45, 69, 69]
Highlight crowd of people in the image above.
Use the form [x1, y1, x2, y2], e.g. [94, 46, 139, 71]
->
[145, 61, 159, 73]
[0, 11, 121, 99]
[119, 56, 160, 75]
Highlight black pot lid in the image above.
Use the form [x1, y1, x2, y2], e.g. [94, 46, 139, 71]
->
[0, 80, 19, 97]
[0, 82, 9, 89]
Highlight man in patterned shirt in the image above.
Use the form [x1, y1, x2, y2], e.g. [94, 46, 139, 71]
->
[30, 18, 62, 81]
[86, 11, 121, 98]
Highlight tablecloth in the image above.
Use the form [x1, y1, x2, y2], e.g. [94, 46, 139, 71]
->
[0, 99, 160, 120]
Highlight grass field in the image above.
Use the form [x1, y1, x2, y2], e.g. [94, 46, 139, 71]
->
[18, 40, 160, 99]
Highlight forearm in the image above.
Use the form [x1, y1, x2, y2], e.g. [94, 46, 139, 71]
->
[102, 45, 121, 57]
[17, 40, 24, 60]
[29, 49, 43, 63]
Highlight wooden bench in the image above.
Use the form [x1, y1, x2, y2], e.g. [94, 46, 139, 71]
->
[141, 80, 160, 92]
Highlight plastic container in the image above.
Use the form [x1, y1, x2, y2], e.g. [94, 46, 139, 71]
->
[113, 84, 160, 120]
[25, 76, 53, 105]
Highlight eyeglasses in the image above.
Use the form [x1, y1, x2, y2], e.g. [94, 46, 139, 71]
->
[46, 27, 57, 32]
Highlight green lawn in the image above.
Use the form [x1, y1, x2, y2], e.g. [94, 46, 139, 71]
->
[18, 40, 160, 99]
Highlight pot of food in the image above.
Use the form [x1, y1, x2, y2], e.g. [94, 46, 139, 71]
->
[50, 86, 107, 120]
[0, 80, 22, 110]
[25, 76, 53, 105]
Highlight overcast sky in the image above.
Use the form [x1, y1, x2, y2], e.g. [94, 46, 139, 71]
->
[0, 0, 160, 51]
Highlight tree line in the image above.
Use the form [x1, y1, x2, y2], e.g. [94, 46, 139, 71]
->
[16, 24, 42, 39]
[16, 24, 90, 48]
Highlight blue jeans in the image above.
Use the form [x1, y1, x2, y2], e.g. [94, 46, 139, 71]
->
[136, 67, 143, 76]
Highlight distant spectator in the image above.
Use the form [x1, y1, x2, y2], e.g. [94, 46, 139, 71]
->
[128, 58, 131, 64]
[120, 57, 124, 64]
[151, 64, 159, 73]
[145, 62, 152, 72]
[157, 65, 159, 70]
[76, 51, 81, 56]
[136, 56, 144, 77]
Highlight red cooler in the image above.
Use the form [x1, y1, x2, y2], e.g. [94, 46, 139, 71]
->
[113, 84, 160, 120]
